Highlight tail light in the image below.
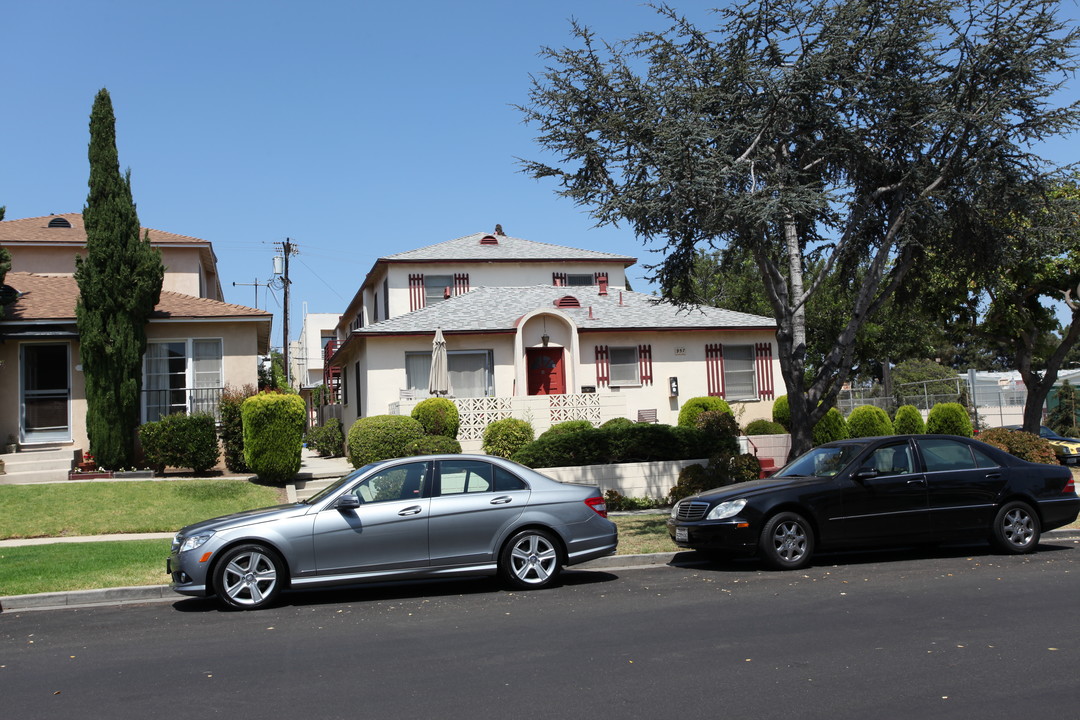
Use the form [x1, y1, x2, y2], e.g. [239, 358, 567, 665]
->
[1065, 476, 1076, 495]
[584, 496, 608, 518]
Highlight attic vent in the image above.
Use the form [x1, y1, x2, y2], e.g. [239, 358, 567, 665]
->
[47, 217, 72, 228]
[479, 235, 499, 245]
[554, 295, 581, 308]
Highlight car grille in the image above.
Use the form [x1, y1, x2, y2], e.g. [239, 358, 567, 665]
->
[674, 501, 710, 522]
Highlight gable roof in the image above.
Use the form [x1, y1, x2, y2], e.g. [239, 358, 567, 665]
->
[0, 213, 211, 247]
[351, 285, 775, 336]
[382, 232, 637, 264]
[0, 273, 272, 352]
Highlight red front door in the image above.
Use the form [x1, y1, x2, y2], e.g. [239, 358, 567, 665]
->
[526, 348, 565, 395]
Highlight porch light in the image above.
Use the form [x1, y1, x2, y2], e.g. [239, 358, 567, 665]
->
[541, 332, 550, 347]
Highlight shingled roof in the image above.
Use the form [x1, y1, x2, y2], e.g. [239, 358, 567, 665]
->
[0, 213, 211, 247]
[351, 285, 776, 336]
[380, 232, 637, 264]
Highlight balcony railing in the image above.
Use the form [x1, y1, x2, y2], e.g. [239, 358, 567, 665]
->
[143, 387, 223, 422]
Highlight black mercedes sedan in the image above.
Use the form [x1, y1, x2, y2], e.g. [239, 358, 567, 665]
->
[668, 434, 1080, 570]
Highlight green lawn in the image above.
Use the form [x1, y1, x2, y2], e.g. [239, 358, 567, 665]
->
[0, 479, 284, 539]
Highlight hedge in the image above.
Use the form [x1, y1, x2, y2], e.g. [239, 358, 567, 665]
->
[977, 428, 1058, 464]
[537, 419, 595, 441]
[482, 418, 535, 459]
[242, 392, 306, 483]
[677, 396, 732, 428]
[406, 435, 462, 455]
[745, 419, 787, 436]
[347, 415, 425, 468]
[139, 413, 219, 474]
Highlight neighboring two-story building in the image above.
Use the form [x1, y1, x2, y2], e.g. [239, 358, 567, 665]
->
[326, 229, 780, 447]
[0, 213, 271, 455]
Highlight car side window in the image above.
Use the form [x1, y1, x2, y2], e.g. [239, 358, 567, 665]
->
[859, 443, 913, 476]
[494, 466, 528, 491]
[438, 460, 493, 496]
[972, 446, 1000, 469]
[351, 462, 429, 504]
[916, 438, 977, 472]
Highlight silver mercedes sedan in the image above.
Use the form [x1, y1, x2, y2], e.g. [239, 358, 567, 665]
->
[168, 454, 618, 609]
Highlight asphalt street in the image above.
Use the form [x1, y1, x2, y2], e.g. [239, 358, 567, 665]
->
[2, 540, 1078, 720]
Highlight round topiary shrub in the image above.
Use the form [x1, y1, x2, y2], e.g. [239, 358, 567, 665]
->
[669, 463, 710, 503]
[977, 428, 1058, 464]
[406, 435, 462, 455]
[846, 405, 894, 438]
[242, 392, 306, 483]
[482, 418, 534, 459]
[926, 402, 973, 437]
[812, 407, 848, 445]
[745, 419, 787, 436]
[601, 417, 636, 431]
[347, 415, 426, 468]
[772, 395, 791, 430]
[677, 396, 732, 428]
[893, 405, 926, 435]
[538, 419, 595, 441]
[410, 397, 460, 439]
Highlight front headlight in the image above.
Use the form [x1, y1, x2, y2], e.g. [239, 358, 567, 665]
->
[706, 498, 747, 520]
[178, 532, 214, 553]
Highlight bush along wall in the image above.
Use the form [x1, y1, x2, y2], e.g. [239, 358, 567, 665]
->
[138, 413, 219, 474]
[482, 418, 535, 459]
[219, 384, 257, 473]
[242, 392, 306, 483]
[977, 427, 1058, 464]
[677, 396, 732, 428]
[347, 415, 426, 468]
[411, 397, 460, 439]
[306, 417, 345, 457]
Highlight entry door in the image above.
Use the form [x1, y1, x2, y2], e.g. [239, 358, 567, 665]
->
[20, 343, 72, 443]
[526, 347, 565, 395]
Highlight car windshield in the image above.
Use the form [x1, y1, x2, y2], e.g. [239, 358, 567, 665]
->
[775, 443, 867, 478]
[303, 464, 377, 505]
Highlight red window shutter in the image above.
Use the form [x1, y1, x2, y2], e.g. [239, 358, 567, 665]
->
[409, 274, 424, 312]
[756, 342, 775, 399]
[595, 345, 610, 387]
[553, 272, 567, 286]
[638, 344, 653, 385]
[454, 273, 470, 295]
[706, 343, 725, 397]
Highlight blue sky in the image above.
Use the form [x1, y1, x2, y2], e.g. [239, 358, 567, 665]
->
[3, 0, 1078, 349]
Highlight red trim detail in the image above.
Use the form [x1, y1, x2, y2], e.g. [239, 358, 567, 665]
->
[595, 345, 610, 387]
[554, 295, 581, 308]
[756, 343, 775, 399]
[638, 344, 653, 385]
[454, 273, 470, 295]
[595, 272, 609, 295]
[706, 343, 725, 397]
[409, 274, 424, 312]
[553, 272, 567, 286]
[479, 235, 499, 245]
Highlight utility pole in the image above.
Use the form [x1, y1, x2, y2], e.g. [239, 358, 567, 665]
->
[273, 239, 298, 388]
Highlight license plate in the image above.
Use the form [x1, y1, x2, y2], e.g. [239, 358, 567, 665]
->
[675, 527, 688, 542]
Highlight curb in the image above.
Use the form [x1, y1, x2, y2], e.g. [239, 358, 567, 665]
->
[3, 532, 1078, 613]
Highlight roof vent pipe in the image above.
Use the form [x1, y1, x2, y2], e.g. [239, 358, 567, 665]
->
[589, 306, 594, 319]
[598, 275, 609, 296]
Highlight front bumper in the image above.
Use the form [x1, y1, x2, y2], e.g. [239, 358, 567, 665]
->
[167, 550, 213, 598]
[666, 516, 757, 555]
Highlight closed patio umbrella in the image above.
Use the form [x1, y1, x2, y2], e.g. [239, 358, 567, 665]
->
[428, 328, 451, 396]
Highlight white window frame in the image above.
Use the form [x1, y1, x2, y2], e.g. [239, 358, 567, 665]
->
[424, 275, 454, 306]
[405, 349, 495, 397]
[723, 344, 757, 400]
[143, 338, 223, 421]
[609, 346, 640, 387]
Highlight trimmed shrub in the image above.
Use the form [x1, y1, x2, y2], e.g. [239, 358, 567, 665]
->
[846, 405, 894, 438]
[603, 489, 663, 511]
[977, 428, 1058, 464]
[812, 407, 848, 445]
[347, 415, 425, 468]
[693, 411, 741, 456]
[926, 402, 973, 437]
[512, 428, 611, 467]
[669, 463, 711, 502]
[139, 413, 219, 474]
[538, 419, 595, 441]
[771, 395, 791, 430]
[219, 384, 257, 473]
[307, 417, 345, 457]
[745, 419, 787, 436]
[677, 396, 732, 428]
[242, 392, 306, 483]
[893, 405, 926, 435]
[482, 418, 535, 459]
[406, 435, 462, 455]
[410, 397, 460, 439]
[601, 417, 636, 431]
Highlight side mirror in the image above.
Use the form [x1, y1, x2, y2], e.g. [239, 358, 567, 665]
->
[335, 494, 361, 510]
[854, 468, 878, 481]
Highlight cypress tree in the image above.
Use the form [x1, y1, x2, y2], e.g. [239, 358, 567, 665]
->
[0, 206, 12, 318]
[75, 89, 164, 469]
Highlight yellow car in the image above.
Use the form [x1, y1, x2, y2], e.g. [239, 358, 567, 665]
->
[1004, 425, 1080, 465]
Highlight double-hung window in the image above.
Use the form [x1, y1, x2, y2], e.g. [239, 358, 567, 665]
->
[405, 349, 494, 397]
[608, 347, 640, 386]
[144, 339, 223, 421]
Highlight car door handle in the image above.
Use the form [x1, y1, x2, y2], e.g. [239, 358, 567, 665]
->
[984, 473, 1001, 479]
[490, 496, 514, 505]
[398, 505, 423, 516]
[906, 478, 927, 486]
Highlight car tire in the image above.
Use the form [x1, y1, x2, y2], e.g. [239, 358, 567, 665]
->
[499, 529, 562, 589]
[990, 501, 1041, 554]
[758, 512, 814, 570]
[213, 543, 285, 610]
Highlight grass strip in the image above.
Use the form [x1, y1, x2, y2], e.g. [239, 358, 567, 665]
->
[0, 480, 283, 539]
[0, 539, 172, 596]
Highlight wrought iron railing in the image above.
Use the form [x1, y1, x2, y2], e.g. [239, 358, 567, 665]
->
[143, 387, 224, 422]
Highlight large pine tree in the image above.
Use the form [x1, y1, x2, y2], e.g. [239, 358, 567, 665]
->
[75, 89, 164, 469]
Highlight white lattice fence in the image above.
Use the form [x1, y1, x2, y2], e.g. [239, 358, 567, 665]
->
[547, 393, 602, 425]
[455, 397, 515, 441]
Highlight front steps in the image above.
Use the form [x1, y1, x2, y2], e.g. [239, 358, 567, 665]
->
[0, 447, 80, 484]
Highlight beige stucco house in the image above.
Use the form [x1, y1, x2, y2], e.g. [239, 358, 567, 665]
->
[0, 213, 271, 456]
[326, 229, 780, 448]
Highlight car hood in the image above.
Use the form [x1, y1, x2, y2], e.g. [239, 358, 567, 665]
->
[689, 475, 827, 502]
[1048, 438, 1080, 450]
[178, 503, 308, 535]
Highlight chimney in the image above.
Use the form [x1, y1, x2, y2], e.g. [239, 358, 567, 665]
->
[598, 275, 609, 296]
